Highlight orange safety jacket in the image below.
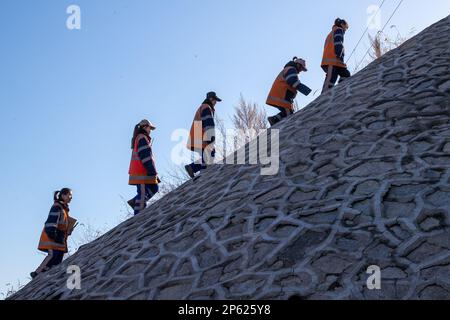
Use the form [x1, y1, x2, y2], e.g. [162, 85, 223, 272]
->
[38, 202, 70, 253]
[187, 103, 215, 152]
[129, 133, 159, 185]
[321, 26, 347, 68]
[266, 64, 299, 111]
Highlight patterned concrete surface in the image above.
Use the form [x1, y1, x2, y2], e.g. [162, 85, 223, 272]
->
[11, 15, 450, 300]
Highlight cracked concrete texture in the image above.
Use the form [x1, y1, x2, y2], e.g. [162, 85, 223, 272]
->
[10, 16, 450, 300]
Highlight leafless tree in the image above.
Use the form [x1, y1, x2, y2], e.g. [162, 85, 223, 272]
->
[214, 113, 232, 161]
[231, 94, 268, 152]
[232, 94, 267, 133]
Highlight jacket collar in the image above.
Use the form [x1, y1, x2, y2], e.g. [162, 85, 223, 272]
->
[284, 60, 300, 73]
[203, 99, 215, 112]
[55, 200, 69, 212]
[333, 25, 345, 34]
[137, 128, 151, 140]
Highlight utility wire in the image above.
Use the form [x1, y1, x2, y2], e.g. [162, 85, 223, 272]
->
[354, 0, 404, 71]
[313, 0, 402, 96]
[346, 0, 387, 64]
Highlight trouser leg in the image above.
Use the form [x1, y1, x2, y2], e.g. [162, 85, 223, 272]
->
[270, 107, 293, 125]
[35, 249, 64, 273]
[134, 184, 159, 215]
[202, 148, 215, 169]
[190, 149, 214, 174]
[337, 67, 351, 83]
[189, 150, 204, 174]
[322, 65, 339, 93]
[146, 184, 159, 202]
[48, 250, 64, 267]
[35, 250, 55, 273]
[134, 184, 146, 215]
[276, 107, 293, 119]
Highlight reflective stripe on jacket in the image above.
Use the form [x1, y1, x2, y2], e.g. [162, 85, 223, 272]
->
[38, 202, 70, 253]
[266, 62, 300, 110]
[321, 26, 347, 68]
[187, 102, 215, 151]
[129, 133, 158, 185]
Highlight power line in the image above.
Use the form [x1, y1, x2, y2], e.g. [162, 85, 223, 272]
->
[354, 0, 404, 71]
[346, 0, 387, 64]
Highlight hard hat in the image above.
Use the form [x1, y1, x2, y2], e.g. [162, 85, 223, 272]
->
[138, 119, 156, 130]
[293, 57, 308, 71]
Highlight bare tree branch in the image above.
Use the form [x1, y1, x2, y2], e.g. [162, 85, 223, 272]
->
[231, 94, 267, 151]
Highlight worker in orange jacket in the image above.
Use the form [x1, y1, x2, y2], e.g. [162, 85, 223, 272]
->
[321, 18, 351, 93]
[128, 119, 160, 215]
[31, 188, 74, 279]
[185, 92, 222, 179]
[266, 57, 312, 126]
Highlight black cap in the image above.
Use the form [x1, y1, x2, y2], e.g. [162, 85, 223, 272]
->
[206, 91, 222, 102]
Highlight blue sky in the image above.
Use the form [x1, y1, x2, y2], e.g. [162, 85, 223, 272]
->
[0, 0, 449, 297]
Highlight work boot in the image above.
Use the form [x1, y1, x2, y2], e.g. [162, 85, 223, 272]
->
[127, 198, 135, 209]
[185, 164, 195, 179]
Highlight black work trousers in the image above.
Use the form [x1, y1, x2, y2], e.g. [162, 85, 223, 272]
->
[322, 65, 351, 93]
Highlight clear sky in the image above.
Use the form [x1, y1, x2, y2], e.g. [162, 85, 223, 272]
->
[0, 0, 449, 297]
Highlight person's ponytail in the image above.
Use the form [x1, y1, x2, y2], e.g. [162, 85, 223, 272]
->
[53, 188, 72, 202]
[131, 124, 140, 149]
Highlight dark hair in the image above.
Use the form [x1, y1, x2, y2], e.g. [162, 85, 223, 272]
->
[54, 188, 72, 201]
[131, 123, 148, 149]
[292, 57, 303, 71]
[335, 18, 347, 27]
